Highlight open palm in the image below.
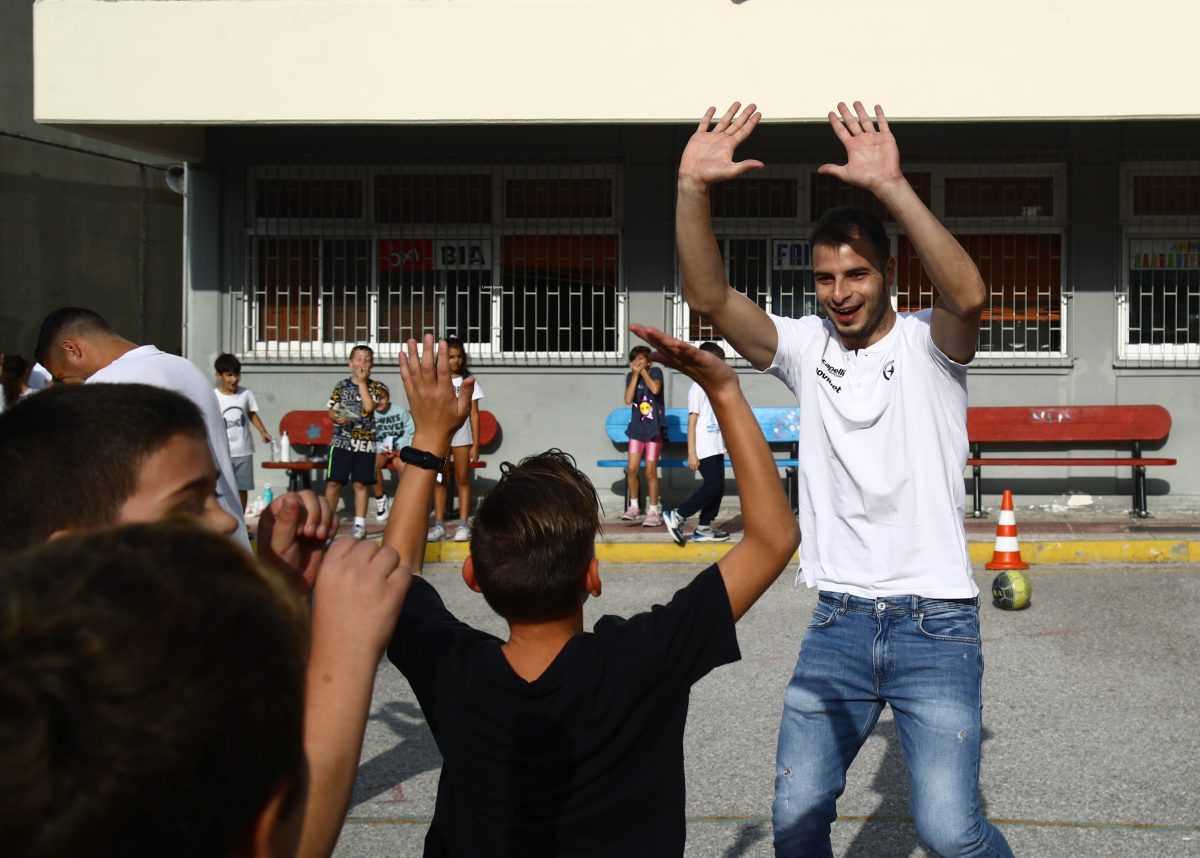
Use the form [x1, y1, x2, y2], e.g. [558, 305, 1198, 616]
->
[818, 101, 902, 192]
[678, 102, 765, 186]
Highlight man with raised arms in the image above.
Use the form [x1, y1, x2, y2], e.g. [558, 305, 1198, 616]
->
[676, 101, 1013, 857]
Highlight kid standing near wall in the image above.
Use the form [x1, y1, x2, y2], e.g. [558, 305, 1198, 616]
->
[372, 381, 415, 523]
[213, 353, 272, 511]
[620, 344, 665, 526]
[325, 345, 385, 540]
[663, 342, 731, 544]
[427, 336, 483, 543]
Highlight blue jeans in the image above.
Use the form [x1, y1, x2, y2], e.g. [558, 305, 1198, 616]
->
[772, 592, 1013, 858]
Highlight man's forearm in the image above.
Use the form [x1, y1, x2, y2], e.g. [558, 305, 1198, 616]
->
[874, 176, 986, 316]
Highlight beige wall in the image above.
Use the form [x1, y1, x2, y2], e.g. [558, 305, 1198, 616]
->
[35, 0, 1200, 137]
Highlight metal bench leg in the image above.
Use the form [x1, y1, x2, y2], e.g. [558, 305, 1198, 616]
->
[972, 465, 983, 518]
[1134, 464, 1149, 518]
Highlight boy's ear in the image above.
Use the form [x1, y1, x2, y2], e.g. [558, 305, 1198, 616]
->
[240, 780, 306, 858]
[462, 555, 483, 593]
[584, 556, 601, 598]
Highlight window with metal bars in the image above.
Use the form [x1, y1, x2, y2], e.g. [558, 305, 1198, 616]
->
[239, 165, 622, 364]
[678, 163, 1067, 365]
[1119, 163, 1200, 366]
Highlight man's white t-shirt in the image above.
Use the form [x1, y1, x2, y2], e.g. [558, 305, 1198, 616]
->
[767, 310, 976, 599]
[449, 375, 485, 448]
[89, 345, 251, 550]
[215, 387, 260, 458]
[687, 381, 725, 460]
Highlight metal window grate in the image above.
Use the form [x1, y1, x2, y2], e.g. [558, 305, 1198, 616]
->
[234, 161, 623, 366]
[1119, 159, 1200, 367]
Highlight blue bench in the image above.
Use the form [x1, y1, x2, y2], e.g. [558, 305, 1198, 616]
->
[599, 406, 800, 511]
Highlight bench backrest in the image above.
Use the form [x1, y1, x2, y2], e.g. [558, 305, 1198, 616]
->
[605, 406, 800, 445]
[279, 408, 498, 448]
[967, 405, 1171, 444]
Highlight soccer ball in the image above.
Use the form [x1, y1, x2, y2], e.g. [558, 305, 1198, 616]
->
[991, 570, 1032, 610]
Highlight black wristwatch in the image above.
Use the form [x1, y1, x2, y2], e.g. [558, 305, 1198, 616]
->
[399, 446, 448, 471]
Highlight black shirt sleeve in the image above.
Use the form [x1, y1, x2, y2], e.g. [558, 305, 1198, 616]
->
[594, 563, 740, 690]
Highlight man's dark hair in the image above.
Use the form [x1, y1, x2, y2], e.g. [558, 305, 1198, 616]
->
[0, 383, 207, 553]
[1, 353, 30, 407]
[214, 353, 241, 375]
[33, 307, 113, 366]
[470, 449, 601, 623]
[0, 521, 308, 858]
[810, 206, 892, 273]
[698, 341, 726, 359]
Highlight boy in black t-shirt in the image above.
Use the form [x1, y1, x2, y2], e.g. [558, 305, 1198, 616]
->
[381, 325, 800, 858]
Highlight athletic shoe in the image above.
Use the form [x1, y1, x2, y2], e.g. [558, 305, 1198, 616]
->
[691, 525, 730, 543]
[619, 504, 641, 521]
[452, 525, 470, 543]
[642, 507, 662, 527]
[350, 522, 367, 540]
[427, 523, 446, 542]
[662, 509, 687, 546]
[375, 496, 390, 522]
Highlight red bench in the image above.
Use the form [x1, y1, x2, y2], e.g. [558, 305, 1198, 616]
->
[263, 409, 500, 493]
[966, 405, 1176, 519]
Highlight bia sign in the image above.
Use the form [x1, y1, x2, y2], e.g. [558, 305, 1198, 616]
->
[379, 239, 492, 271]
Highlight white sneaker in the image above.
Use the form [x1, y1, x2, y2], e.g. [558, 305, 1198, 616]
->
[452, 525, 470, 542]
[427, 523, 446, 541]
[662, 509, 686, 546]
[349, 522, 367, 540]
[375, 496, 390, 522]
[619, 504, 641, 521]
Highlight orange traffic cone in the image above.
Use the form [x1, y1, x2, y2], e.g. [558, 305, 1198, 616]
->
[986, 490, 1029, 570]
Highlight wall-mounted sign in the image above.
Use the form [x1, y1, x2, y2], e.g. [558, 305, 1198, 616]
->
[1130, 238, 1200, 271]
[772, 239, 812, 271]
[379, 239, 492, 271]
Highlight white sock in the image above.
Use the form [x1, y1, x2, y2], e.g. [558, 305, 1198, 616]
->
[354, 516, 366, 527]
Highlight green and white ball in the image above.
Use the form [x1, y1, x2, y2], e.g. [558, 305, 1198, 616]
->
[991, 570, 1032, 610]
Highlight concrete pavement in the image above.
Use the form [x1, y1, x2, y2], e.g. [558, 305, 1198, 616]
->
[332, 561, 1200, 857]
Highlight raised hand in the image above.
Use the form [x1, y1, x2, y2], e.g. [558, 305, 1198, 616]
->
[678, 102, 765, 188]
[311, 536, 410, 660]
[818, 101, 903, 194]
[399, 335, 472, 443]
[257, 489, 336, 591]
[629, 323, 737, 395]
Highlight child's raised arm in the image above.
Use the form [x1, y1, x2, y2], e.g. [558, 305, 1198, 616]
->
[381, 336, 473, 569]
[631, 324, 799, 620]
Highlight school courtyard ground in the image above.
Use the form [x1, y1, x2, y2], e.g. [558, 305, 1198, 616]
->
[318, 500, 1200, 857]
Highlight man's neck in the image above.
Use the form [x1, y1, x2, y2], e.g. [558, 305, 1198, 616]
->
[501, 612, 584, 683]
[92, 336, 139, 372]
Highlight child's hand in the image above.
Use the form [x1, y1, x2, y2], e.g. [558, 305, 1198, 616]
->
[630, 323, 737, 394]
[261, 432, 272, 443]
[257, 490, 337, 592]
[399, 335, 472, 444]
[311, 537, 411, 661]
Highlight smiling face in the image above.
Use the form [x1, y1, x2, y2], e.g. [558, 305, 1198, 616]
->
[813, 237, 897, 350]
[116, 433, 238, 536]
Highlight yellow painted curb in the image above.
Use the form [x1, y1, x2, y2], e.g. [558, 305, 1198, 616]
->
[968, 539, 1200, 565]
[422, 539, 1200, 566]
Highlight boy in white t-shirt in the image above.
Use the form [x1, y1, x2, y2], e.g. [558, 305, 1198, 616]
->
[214, 353, 272, 511]
[663, 342, 730, 545]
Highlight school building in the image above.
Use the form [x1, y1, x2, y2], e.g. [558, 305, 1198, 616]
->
[30, 0, 1200, 513]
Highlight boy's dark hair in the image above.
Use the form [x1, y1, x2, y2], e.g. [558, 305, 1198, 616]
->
[213, 353, 241, 375]
[1, 353, 30, 407]
[810, 206, 892, 273]
[628, 345, 651, 362]
[0, 521, 308, 858]
[470, 449, 601, 623]
[0, 383, 207, 553]
[376, 381, 390, 397]
[698, 341, 726, 359]
[350, 344, 374, 360]
[34, 307, 113, 366]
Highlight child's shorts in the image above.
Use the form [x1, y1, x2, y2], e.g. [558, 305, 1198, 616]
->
[231, 455, 255, 491]
[328, 446, 376, 486]
[627, 438, 663, 462]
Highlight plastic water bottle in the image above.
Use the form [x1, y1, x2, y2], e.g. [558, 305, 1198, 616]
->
[269, 439, 280, 461]
[263, 483, 273, 506]
[280, 431, 292, 463]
